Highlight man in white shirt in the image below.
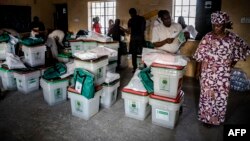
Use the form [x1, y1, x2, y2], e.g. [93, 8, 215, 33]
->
[153, 10, 163, 27]
[151, 10, 183, 54]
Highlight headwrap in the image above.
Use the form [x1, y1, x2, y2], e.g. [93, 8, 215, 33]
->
[211, 11, 231, 24]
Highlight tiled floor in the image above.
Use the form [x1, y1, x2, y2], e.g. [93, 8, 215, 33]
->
[0, 66, 249, 141]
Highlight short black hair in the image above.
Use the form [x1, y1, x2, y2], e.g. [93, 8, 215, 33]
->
[33, 16, 39, 21]
[159, 10, 170, 18]
[129, 8, 137, 15]
[158, 10, 164, 17]
[115, 19, 120, 25]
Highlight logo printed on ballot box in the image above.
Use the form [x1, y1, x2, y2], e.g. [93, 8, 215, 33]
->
[159, 76, 170, 92]
[129, 100, 139, 115]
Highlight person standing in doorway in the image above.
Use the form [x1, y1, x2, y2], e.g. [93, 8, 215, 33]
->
[193, 11, 250, 127]
[124, 8, 146, 73]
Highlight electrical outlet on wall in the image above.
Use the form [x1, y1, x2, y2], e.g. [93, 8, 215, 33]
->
[241, 17, 246, 23]
[245, 17, 250, 23]
[205, 1, 212, 9]
[241, 17, 250, 23]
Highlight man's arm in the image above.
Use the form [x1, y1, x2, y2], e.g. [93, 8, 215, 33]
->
[120, 26, 130, 34]
[153, 38, 175, 48]
[119, 27, 125, 36]
[122, 19, 131, 34]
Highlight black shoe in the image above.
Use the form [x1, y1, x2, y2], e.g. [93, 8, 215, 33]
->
[179, 106, 183, 115]
[202, 123, 212, 128]
[0, 90, 7, 100]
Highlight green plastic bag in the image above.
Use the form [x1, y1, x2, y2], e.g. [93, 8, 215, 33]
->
[0, 33, 10, 43]
[138, 67, 154, 93]
[65, 32, 74, 40]
[21, 37, 44, 46]
[74, 68, 95, 99]
[178, 31, 186, 44]
[145, 41, 154, 48]
[43, 63, 67, 80]
[57, 52, 72, 58]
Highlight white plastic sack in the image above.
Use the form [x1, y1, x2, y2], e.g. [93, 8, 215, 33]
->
[60, 61, 75, 79]
[73, 51, 98, 60]
[142, 48, 165, 57]
[3, 53, 26, 69]
[104, 72, 120, 83]
[0, 42, 8, 56]
[9, 34, 19, 45]
[142, 51, 188, 67]
[124, 69, 147, 92]
[6, 35, 19, 55]
[74, 46, 117, 60]
[183, 25, 198, 39]
[6, 43, 15, 54]
[92, 46, 117, 58]
[76, 36, 87, 40]
[88, 31, 113, 42]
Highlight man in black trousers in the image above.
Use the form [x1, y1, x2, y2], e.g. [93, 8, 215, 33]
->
[125, 8, 146, 73]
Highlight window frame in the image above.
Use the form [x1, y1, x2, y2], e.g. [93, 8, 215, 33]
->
[172, 0, 197, 27]
[88, 1, 116, 34]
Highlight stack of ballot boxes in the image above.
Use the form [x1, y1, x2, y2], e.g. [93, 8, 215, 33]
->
[149, 63, 185, 129]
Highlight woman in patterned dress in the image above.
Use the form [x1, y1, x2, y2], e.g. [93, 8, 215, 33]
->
[193, 11, 250, 126]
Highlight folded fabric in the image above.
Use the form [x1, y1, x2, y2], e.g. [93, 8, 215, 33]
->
[138, 67, 153, 93]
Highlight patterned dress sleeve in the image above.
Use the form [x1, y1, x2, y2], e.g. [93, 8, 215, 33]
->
[231, 32, 250, 61]
[193, 34, 211, 62]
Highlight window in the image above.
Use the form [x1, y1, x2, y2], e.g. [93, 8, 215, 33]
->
[173, 0, 197, 27]
[88, 1, 116, 34]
